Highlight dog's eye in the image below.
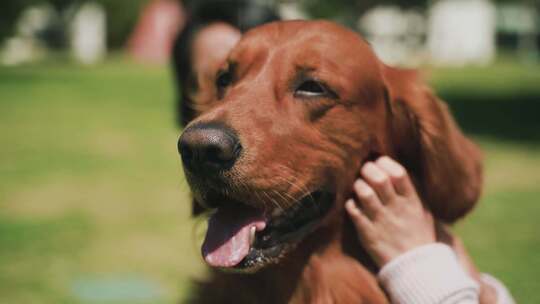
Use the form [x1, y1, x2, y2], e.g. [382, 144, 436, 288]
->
[216, 70, 232, 89]
[295, 80, 327, 97]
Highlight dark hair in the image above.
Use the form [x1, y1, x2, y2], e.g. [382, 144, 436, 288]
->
[172, 0, 280, 127]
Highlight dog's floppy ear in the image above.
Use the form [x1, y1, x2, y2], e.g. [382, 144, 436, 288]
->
[383, 66, 483, 223]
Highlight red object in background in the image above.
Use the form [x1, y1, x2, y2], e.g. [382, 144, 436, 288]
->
[128, 0, 185, 64]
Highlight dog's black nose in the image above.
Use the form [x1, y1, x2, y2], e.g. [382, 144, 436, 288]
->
[178, 123, 242, 173]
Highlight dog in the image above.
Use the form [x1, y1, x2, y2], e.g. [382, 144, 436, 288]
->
[177, 20, 485, 303]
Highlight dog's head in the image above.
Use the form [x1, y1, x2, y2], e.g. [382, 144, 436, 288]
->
[178, 20, 482, 272]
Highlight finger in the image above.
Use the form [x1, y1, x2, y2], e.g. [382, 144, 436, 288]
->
[345, 199, 373, 234]
[353, 179, 383, 218]
[375, 156, 416, 197]
[360, 162, 396, 204]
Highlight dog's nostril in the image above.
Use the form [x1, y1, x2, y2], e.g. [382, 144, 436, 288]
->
[207, 145, 227, 163]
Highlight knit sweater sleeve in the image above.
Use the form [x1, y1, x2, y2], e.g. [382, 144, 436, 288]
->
[377, 243, 479, 304]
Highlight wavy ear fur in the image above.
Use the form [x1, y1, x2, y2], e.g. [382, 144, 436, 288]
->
[383, 66, 483, 223]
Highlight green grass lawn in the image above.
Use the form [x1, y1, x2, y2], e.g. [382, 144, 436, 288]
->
[0, 58, 539, 303]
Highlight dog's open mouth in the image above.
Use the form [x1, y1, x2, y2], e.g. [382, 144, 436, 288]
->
[201, 191, 334, 271]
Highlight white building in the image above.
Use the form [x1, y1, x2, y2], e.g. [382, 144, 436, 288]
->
[358, 6, 426, 66]
[427, 0, 497, 66]
[359, 0, 501, 67]
[70, 2, 106, 65]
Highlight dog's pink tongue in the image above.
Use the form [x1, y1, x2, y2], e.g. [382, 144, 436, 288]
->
[202, 207, 266, 267]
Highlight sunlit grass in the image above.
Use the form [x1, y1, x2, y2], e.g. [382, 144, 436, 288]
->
[0, 58, 205, 303]
[0, 58, 539, 303]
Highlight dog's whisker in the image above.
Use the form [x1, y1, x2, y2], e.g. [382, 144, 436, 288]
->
[274, 172, 321, 215]
[273, 173, 312, 206]
[239, 181, 262, 209]
[271, 189, 291, 211]
[253, 189, 268, 212]
[262, 190, 284, 213]
[272, 187, 298, 210]
[274, 175, 305, 205]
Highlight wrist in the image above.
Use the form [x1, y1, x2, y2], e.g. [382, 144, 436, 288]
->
[378, 243, 479, 304]
[375, 240, 437, 267]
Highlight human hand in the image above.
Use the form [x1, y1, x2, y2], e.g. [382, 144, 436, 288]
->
[345, 156, 436, 267]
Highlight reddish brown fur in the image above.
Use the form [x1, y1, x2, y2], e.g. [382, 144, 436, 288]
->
[383, 67, 483, 222]
[182, 20, 488, 303]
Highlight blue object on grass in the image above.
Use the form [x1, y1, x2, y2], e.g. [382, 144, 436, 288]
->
[71, 274, 164, 302]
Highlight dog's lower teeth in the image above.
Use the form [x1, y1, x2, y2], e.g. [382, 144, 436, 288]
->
[249, 226, 256, 246]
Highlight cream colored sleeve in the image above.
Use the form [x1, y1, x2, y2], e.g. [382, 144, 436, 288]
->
[378, 243, 479, 304]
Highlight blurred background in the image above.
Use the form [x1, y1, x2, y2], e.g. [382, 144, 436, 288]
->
[0, 0, 538, 303]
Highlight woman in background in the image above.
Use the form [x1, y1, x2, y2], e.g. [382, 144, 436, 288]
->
[171, 0, 280, 127]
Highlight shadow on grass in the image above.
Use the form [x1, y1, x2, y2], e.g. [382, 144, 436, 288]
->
[440, 91, 540, 143]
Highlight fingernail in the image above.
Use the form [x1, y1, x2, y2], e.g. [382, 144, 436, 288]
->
[363, 163, 384, 180]
[354, 180, 373, 197]
[379, 157, 405, 177]
[345, 199, 358, 214]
